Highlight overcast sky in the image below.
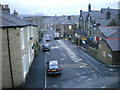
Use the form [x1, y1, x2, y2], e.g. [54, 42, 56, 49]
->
[1, 0, 120, 16]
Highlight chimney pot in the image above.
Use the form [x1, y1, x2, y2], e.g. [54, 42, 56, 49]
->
[2, 5, 4, 8]
[68, 16, 71, 20]
[5, 5, 9, 8]
[13, 9, 18, 16]
[2, 4, 10, 13]
[0, 4, 2, 9]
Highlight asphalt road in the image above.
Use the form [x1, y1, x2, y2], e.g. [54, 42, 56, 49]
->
[20, 29, 119, 89]
[44, 29, 119, 89]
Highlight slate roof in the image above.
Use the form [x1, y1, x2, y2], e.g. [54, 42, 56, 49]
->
[100, 26, 119, 37]
[74, 30, 86, 34]
[0, 11, 37, 28]
[100, 8, 120, 19]
[61, 17, 77, 25]
[96, 19, 112, 26]
[100, 27, 120, 51]
[106, 31, 120, 51]
[81, 12, 88, 21]
[90, 11, 105, 20]
[1, 17, 18, 27]
[113, 18, 120, 26]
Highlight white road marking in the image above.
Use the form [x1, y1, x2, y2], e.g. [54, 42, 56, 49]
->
[79, 64, 88, 68]
[74, 58, 83, 62]
[76, 73, 80, 76]
[101, 86, 106, 88]
[61, 59, 65, 60]
[53, 85, 58, 87]
[109, 68, 114, 72]
[57, 40, 81, 63]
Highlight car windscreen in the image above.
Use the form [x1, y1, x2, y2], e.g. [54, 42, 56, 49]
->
[44, 44, 49, 47]
[49, 65, 59, 70]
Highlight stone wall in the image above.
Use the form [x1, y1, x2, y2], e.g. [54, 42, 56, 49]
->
[2, 26, 38, 88]
[0, 28, 2, 89]
[8, 28, 23, 87]
[88, 40, 113, 65]
[97, 41, 113, 65]
[2, 28, 12, 88]
[88, 46, 98, 59]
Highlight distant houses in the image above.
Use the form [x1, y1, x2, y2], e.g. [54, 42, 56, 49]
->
[52, 4, 120, 66]
[60, 16, 77, 39]
[77, 4, 120, 65]
[97, 27, 120, 65]
[47, 4, 120, 65]
[0, 4, 39, 88]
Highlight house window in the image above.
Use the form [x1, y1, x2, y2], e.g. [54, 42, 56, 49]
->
[20, 28, 25, 49]
[69, 25, 72, 29]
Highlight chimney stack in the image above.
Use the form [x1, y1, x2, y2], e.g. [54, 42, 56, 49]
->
[2, 4, 10, 13]
[68, 16, 71, 20]
[88, 4, 91, 12]
[13, 10, 18, 16]
[106, 7, 111, 19]
[80, 10, 82, 16]
[0, 4, 2, 10]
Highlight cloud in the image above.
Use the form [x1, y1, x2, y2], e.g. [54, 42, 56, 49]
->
[0, 0, 119, 15]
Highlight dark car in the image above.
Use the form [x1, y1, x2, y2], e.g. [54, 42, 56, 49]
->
[47, 60, 61, 75]
[43, 44, 50, 52]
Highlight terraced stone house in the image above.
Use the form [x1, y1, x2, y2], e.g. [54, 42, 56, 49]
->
[78, 4, 120, 65]
[0, 4, 38, 88]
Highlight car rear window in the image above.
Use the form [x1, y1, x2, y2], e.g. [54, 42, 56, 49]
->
[49, 66, 59, 70]
[49, 61, 58, 66]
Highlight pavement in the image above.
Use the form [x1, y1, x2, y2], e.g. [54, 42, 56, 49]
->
[64, 39, 120, 76]
[19, 46, 45, 89]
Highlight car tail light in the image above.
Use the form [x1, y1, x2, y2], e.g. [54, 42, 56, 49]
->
[57, 69, 61, 71]
[47, 70, 51, 72]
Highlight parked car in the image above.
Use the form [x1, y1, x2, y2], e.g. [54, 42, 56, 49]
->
[43, 44, 50, 52]
[54, 33, 60, 40]
[45, 37, 51, 41]
[47, 60, 61, 75]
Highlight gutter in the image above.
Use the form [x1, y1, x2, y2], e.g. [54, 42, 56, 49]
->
[6, 28, 14, 88]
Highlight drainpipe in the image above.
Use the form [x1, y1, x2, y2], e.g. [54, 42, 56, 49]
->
[6, 28, 14, 88]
